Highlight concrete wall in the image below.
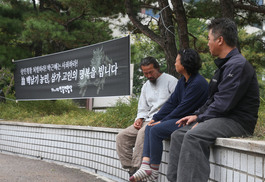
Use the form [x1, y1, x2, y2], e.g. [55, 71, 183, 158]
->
[0, 121, 264, 182]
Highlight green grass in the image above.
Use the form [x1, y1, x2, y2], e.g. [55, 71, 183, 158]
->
[0, 97, 264, 139]
[253, 102, 265, 140]
[0, 98, 138, 128]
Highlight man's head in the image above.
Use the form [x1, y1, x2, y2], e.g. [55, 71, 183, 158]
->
[207, 18, 238, 57]
[176, 49, 201, 76]
[140, 57, 161, 83]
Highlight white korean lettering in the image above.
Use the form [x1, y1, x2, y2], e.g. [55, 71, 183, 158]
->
[111, 62, 118, 75]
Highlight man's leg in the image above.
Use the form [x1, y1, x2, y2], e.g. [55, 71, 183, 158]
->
[116, 124, 139, 169]
[142, 124, 152, 158]
[131, 122, 148, 168]
[167, 124, 193, 182]
[149, 119, 181, 164]
[132, 119, 181, 182]
[176, 118, 249, 182]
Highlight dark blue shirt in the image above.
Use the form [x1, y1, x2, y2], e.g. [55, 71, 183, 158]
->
[152, 73, 208, 122]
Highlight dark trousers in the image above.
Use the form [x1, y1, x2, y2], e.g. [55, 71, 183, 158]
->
[142, 119, 181, 164]
[167, 118, 250, 182]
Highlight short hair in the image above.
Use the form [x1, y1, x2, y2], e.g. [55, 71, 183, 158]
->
[178, 48, 201, 75]
[208, 18, 238, 47]
[140, 56, 160, 70]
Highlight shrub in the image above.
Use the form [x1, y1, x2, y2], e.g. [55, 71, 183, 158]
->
[0, 96, 264, 139]
[0, 97, 138, 128]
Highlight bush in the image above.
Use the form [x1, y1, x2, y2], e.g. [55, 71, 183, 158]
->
[254, 101, 265, 140]
[90, 97, 138, 128]
[0, 68, 14, 96]
[0, 96, 264, 139]
[0, 99, 80, 123]
[0, 97, 138, 128]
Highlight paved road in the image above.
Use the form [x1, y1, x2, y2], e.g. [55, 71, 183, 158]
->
[0, 153, 114, 182]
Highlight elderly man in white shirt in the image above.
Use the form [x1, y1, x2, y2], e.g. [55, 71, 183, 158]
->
[116, 56, 178, 177]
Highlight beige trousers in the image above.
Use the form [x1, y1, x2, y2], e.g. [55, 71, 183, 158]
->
[116, 121, 148, 169]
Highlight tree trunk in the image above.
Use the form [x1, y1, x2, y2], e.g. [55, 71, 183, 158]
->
[33, 0, 44, 57]
[172, 0, 189, 50]
[124, 0, 180, 77]
[125, 0, 164, 46]
[219, 0, 241, 52]
[158, 0, 179, 78]
[34, 41, 43, 57]
[220, 0, 234, 20]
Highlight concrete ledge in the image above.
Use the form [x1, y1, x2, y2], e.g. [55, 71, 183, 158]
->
[0, 121, 264, 182]
[215, 138, 265, 155]
[0, 120, 123, 133]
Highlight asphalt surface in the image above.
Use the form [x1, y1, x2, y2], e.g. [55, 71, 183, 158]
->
[0, 153, 114, 182]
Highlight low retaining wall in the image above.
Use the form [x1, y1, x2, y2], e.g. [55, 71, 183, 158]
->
[0, 121, 264, 182]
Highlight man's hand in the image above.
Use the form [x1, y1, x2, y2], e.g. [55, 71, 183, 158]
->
[148, 119, 161, 126]
[133, 118, 144, 130]
[176, 115, 198, 127]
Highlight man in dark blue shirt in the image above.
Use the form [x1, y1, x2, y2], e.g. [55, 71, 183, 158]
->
[167, 18, 260, 182]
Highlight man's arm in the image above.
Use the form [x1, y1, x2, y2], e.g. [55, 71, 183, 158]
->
[135, 83, 150, 121]
[197, 61, 253, 122]
[161, 79, 208, 122]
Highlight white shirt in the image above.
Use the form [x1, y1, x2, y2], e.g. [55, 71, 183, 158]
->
[136, 73, 178, 122]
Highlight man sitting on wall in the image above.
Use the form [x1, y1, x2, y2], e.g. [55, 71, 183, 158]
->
[116, 56, 178, 177]
[167, 18, 260, 182]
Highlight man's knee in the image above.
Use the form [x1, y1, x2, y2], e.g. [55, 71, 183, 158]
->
[116, 132, 122, 141]
[137, 124, 147, 136]
[149, 124, 162, 137]
[116, 129, 127, 144]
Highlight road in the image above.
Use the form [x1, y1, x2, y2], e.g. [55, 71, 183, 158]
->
[0, 152, 114, 182]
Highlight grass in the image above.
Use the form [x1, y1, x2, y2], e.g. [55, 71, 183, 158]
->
[253, 102, 265, 140]
[0, 97, 264, 139]
[0, 97, 138, 128]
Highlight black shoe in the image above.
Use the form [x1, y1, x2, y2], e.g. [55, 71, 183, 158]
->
[128, 168, 137, 177]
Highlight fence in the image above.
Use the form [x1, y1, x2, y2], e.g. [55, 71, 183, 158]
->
[0, 121, 264, 182]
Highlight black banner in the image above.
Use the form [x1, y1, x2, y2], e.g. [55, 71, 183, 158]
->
[14, 36, 130, 100]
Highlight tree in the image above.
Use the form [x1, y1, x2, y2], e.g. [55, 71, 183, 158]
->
[0, 3, 32, 68]
[124, 0, 265, 76]
[130, 18, 265, 96]
[0, 0, 123, 69]
[0, 0, 125, 98]
[23, 0, 115, 55]
[125, 0, 180, 77]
